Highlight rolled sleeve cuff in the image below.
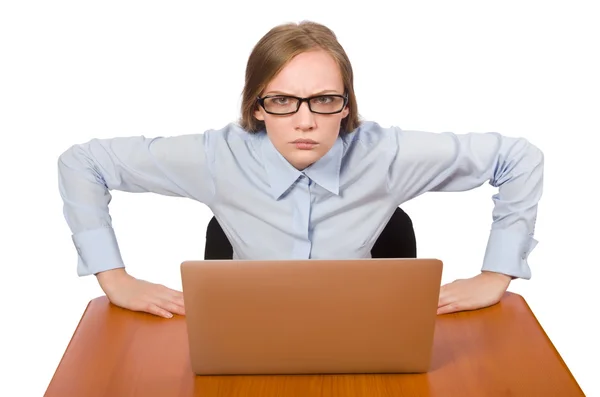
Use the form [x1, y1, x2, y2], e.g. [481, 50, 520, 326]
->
[481, 228, 538, 280]
[72, 227, 125, 277]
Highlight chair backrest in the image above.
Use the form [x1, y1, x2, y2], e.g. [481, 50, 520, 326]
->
[371, 207, 417, 259]
[205, 207, 417, 260]
[204, 216, 235, 260]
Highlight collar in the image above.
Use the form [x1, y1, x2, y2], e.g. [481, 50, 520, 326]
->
[260, 133, 343, 200]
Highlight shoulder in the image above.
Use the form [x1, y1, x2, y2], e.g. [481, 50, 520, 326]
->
[344, 120, 388, 141]
[342, 120, 402, 150]
[342, 121, 464, 164]
[199, 122, 266, 153]
[346, 120, 445, 142]
[198, 122, 268, 167]
[202, 122, 263, 144]
[348, 121, 467, 148]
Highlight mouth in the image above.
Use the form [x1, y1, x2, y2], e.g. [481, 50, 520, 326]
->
[292, 139, 317, 144]
[291, 139, 318, 150]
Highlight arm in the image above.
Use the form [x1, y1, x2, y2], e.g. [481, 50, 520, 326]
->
[387, 127, 544, 280]
[58, 133, 215, 277]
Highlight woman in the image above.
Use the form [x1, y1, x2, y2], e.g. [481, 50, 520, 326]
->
[58, 21, 543, 318]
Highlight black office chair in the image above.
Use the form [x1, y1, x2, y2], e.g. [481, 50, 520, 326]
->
[204, 207, 417, 260]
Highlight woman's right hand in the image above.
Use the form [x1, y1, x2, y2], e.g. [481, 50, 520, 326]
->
[96, 268, 185, 318]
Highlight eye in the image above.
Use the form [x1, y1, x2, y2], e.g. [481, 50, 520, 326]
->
[314, 96, 334, 104]
[271, 96, 290, 105]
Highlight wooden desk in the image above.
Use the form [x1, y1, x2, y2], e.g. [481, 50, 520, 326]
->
[45, 292, 583, 396]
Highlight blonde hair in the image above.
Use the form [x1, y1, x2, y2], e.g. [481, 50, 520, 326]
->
[239, 21, 360, 133]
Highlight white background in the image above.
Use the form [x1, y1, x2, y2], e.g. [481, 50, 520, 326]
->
[1, 1, 598, 396]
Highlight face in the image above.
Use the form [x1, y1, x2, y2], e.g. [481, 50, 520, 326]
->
[254, 49, 349, 170]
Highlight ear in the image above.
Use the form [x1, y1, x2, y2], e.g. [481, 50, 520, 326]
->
[254, 107, 265, 121]
[341, 105, 350, 119]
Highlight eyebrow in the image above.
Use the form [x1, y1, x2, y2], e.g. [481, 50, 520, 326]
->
[263, 89, 342, 97]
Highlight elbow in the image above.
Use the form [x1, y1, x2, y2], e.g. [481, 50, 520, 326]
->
[528, 139, 544, 172]
[57, 144, 79, 174]
[57, 144, 79, 199]
[58, 141, 93, 169]
[516, 137, 544, 172]
[57, 145, 72, 172]
[524, 139, 544, 198]
[57, 143, 93, 181]
[57, 140, 109, 189]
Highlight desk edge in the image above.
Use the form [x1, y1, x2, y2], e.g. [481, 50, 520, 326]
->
[44, 298, 97, 395]
[513, 293, 585, 395]
[46, 294, 585, 396]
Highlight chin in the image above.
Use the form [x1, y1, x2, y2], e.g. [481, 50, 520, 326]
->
[292, 152, 320, 169]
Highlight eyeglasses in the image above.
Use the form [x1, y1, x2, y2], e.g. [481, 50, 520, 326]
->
[256, 93, 348, 115]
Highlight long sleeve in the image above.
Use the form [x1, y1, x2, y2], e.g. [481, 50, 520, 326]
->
[57, 133, 215, 276]
[387, 127, 544, 279]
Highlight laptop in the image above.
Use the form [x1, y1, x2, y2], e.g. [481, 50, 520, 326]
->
[180, 258, 442, 375]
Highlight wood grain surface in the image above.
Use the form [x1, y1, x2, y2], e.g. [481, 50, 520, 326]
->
[45, 292, 584, 397]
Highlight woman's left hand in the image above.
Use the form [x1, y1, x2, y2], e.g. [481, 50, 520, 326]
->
[437, 271, 512, 315]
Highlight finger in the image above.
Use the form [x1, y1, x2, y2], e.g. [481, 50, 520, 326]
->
[169, 291, 185, 306]
[161, 289, 185, 311]
[156, 298, 186, 316]
[175, 296, 185, 311]
[437, 302, 460, 315]
[438, 287, 453, 307]
[145, 303, 174, 319]
[166, 301, 186, 316]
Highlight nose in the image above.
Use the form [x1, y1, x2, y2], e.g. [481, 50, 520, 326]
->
[295, 101, 316, 131]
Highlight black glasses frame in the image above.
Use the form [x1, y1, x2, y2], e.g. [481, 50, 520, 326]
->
[256, 93, 348, 115]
